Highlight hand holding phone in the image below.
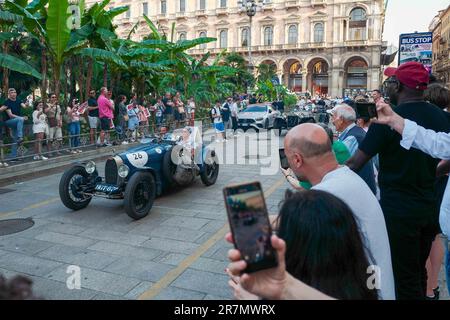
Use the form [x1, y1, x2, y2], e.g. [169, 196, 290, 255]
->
[223, 182, 278, 273]
[279, 148, 289, 170]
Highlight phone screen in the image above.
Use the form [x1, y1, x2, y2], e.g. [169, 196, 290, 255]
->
[279, 149, 289, 170]
[223, 182, 278, 273]
[356, 102, 378, 119]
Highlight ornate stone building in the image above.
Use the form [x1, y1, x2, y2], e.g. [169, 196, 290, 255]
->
[87, 0, 387, 97]
[430, 5, 450, 87]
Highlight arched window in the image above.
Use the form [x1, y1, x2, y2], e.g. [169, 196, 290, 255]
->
[264, 26, 273, 46]
[345, 58, 368, 89]
[199, 31, 207, 49]
[288, 25, 298, 44]
[349, 7, 367, 40]
[241, 27, 249, 47]
[178, 32, 187, 41]
[313, 23, 324, 43]
[219, 30, 228, 48]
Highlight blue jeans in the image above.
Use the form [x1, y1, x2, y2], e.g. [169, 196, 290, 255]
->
[5, 117, 24, 158]
[156, 116, 164, 126]
[68, 121, 80, 148]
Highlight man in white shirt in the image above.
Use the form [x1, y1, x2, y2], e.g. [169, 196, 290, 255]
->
[283, 123, 395, 299]
[230, 98, 239, 136]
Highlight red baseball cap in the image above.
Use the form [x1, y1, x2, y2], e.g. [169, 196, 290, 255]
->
[383, 62, 429, 90]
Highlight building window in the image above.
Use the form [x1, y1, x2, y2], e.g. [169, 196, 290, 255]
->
[143, 2, 148, 16]
[200, 0, 206, 10]
[180, 0, 186, 12]
[220, 0, 227, 8]
[264, 26, 273, 46]
[313, 23, 324, 43]
[349, 7, 367, 40]
[161, 0, 167, 14]
[345, 58, 368, 89]
[199, 31, 207, 49]
[241, 27, 249, 47]
[179, 32, 187, 41]
[125, 6, 131, 19]
[219, 30, 228, 48]
[288, 25, 298, 44]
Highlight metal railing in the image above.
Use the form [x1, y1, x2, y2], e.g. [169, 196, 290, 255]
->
[0, 116, 214, 165]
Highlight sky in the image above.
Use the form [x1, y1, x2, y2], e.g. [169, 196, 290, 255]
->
[383, 0, 449, 47]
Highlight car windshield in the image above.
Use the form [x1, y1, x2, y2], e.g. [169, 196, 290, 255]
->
[242, 106, 267, 112]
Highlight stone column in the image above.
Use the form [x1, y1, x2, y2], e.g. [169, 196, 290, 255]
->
[330, 68, 341, 98]
[302, 69, 308, 93]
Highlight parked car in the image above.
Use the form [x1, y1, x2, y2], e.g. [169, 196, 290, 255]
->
[273, 108, 316, 136]
[237, 104, 281, 131]
[59, 127, 219, 220]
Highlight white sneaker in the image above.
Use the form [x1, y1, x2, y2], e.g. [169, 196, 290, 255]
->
[33, 155, 41, 161]
[77, 149, 83, 153]
[41, 155, 48, 160]
[122, 141, 129, 145]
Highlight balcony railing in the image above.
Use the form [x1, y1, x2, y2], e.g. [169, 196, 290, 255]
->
[175, 12, 187, 19]
[285, 0, 298, 8]
[311, 0, 326, 6]
[195, 9, 207, 17]
[156, 13, 167, 20]
[216, 7, 228, 15]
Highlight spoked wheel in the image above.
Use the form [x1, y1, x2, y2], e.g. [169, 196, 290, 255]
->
[59, 166, 93, 210]
[201, 151, 219, 186]
[124, 172, 156, 220]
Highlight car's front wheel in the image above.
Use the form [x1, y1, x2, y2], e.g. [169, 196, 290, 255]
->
[124, 172, 156, 220]
[59, 166, 93, 211]
[201, 151, 219, 186]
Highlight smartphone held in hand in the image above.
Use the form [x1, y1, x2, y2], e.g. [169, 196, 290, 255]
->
[223, 182, 278, 273]
[356, 102, 378, 119]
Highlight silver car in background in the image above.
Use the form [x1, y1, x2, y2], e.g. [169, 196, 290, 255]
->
[237, 104, 280, 130]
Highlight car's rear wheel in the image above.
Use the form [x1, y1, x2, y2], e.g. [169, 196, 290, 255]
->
[201, 151, 219, 186]
[124, 172, 156, 220]
[59, 166, 92, 211]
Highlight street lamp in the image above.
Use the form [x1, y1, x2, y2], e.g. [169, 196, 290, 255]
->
[238, 0, 265, 71]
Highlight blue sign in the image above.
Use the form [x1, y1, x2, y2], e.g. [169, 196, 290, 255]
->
[399, 32, 433, 73]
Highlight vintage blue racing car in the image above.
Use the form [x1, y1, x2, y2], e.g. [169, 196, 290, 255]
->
[59, 127, 219, 219]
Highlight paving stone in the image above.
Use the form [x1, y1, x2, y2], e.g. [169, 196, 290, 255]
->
[79, 228, 149, 246]
[45, 265, 140, 296]
[148, 225, 206, 242]
[19, 221, 87, 239]
[0, 252, 62, 277]
[203, 294, 232, 300]
[151, 206, 198, 217]
[199, 220, 227, 234]
[154, 286, 206, 300]
[87, 241, 162, 261]
[103, 256, 173, 282]
[30, 276, 99, 300]
[171, 269, 232, 298]
[124, 281, 153, 300]
[195, 232, 215, 244]
[161, 216, 211, 231]
[141, 237, 200, 254]
[34, 232, 97, 248]
[91, 293, 127, 300]
[37, 245, 119, 270]
[153, 252, 189, 266]
[191, 257, 227, 275]
[0, 236, 54, 255]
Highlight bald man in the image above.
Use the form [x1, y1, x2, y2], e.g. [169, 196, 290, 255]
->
[284, 123, 395, 300]
[328, 104, 377, 195]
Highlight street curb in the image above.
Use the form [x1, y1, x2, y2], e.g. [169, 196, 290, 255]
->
[0, 143, 139, 187]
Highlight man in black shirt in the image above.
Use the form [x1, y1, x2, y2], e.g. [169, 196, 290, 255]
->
[2, 88, 30, 159]
[87, 89, 100, 145]
[346, 62, 450, 300]
[162, 92, 174, 130]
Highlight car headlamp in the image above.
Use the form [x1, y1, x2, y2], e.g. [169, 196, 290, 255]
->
[85, 161, 96, 174]
[118, 164, 130, 178]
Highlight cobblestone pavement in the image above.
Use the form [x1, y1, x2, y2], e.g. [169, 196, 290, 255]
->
[0, 131, 448, 300]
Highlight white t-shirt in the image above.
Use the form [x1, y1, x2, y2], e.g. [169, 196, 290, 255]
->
[211, 106, 222, 124]
[312, 166, 395, 300]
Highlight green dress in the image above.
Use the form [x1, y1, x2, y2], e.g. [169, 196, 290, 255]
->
[299, 141, 351, 190]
